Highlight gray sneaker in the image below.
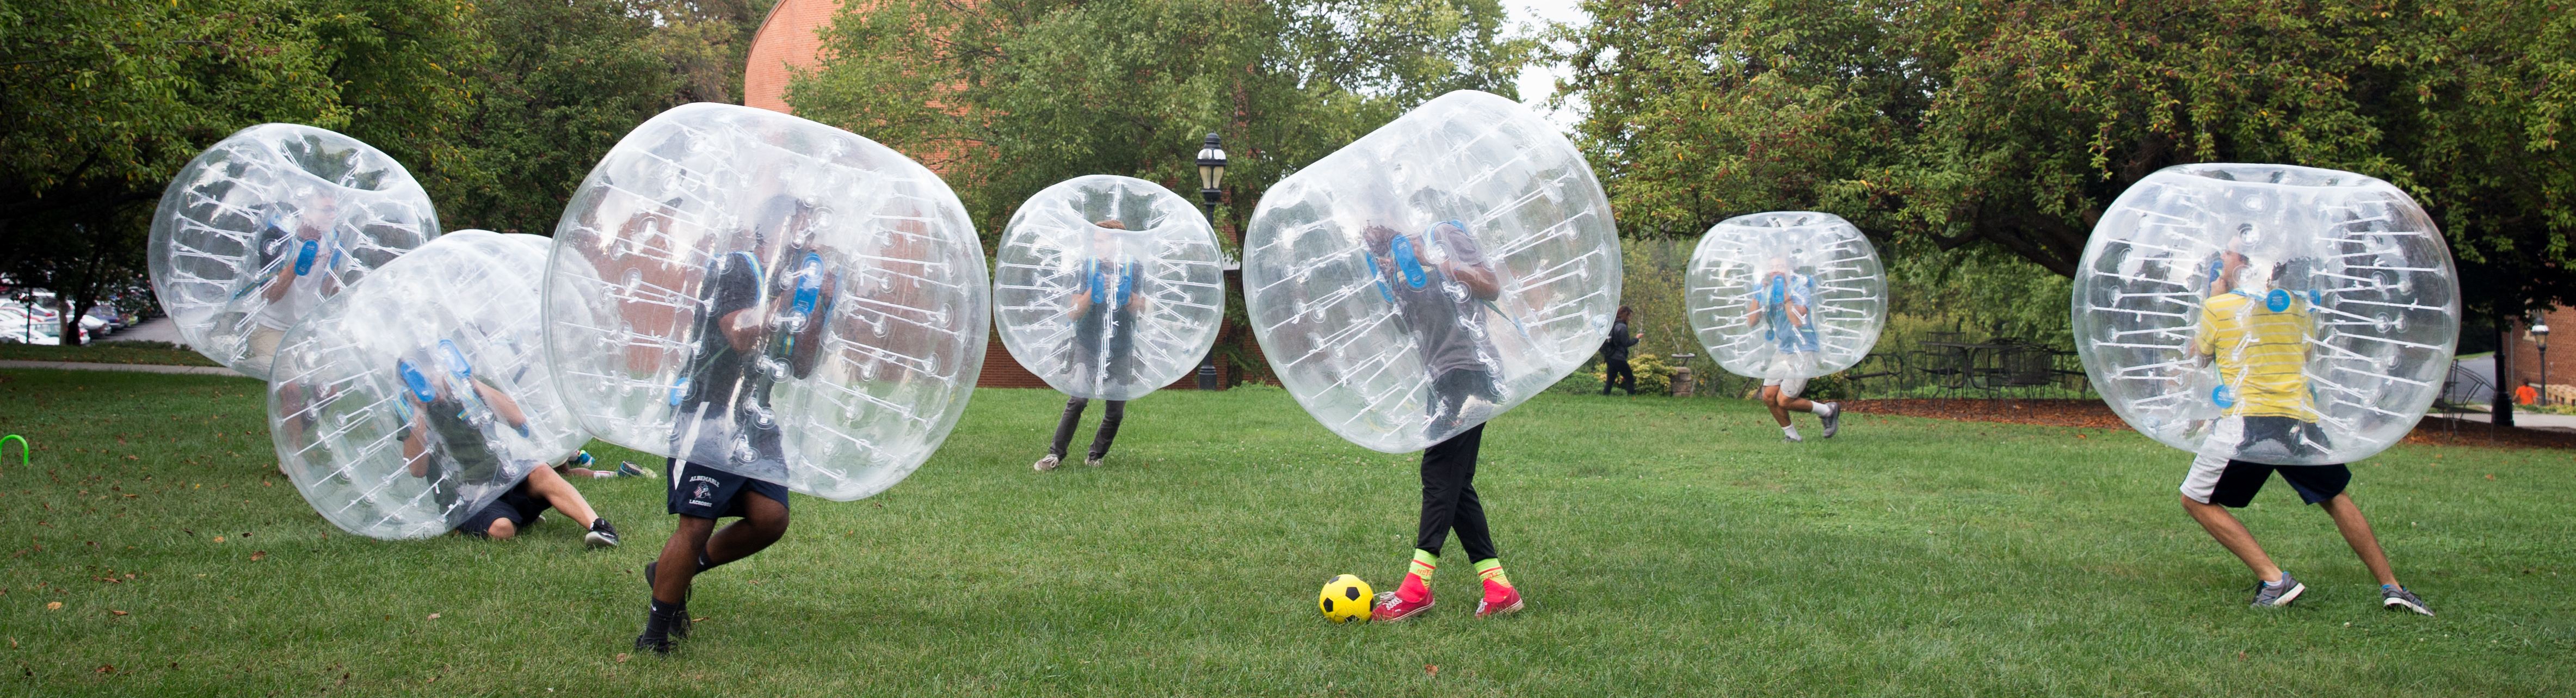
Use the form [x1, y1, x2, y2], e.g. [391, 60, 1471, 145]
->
[2250, 572, 2306, 608]
[1033, 455, 1061, 472]
[2382, 586, 2433, 616]
[1819, 402, 1842, 438]
[1084, 455, 1104, 467]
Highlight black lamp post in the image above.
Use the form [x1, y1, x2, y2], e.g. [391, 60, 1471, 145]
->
[1194, 133, 1227, 390]
[2536, 320, 2551, 406]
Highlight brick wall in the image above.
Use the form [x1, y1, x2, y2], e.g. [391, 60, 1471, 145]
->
[742, 0, 844, 114]
[2505, 306, 2576, 402]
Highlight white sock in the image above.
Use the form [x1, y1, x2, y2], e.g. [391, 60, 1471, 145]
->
[1782, 425, 1800, 438]
[1814, 402, 1835, 418]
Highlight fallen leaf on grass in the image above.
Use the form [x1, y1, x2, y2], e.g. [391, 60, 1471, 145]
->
[691, 616, 707, 622]
[249, 551, 266, 561]
[426, 613, 441, 620]
[211, 537, 223, 543]
[110, 610, 127, 616]
[614, 653, 631, 664]
[2486, 474, 2495, 480]
[95, 665, 112, 674]
[45, 602, 60, 610]
[1425, 665, 1438, 677]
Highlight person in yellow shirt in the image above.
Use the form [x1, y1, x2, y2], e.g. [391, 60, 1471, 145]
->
[2176, 237, 2430, 616]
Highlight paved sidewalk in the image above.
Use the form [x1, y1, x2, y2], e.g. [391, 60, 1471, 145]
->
[106, 316, 188, 345]
[2443, 410, 2576, 434]
[0, 360, 249, 378]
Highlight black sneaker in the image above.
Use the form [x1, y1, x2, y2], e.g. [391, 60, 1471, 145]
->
[584, 518, 619, 548]
[2250, 571, 2305, 608]
[2382, 586, 2433, 616]
[635, 631, 676, 656]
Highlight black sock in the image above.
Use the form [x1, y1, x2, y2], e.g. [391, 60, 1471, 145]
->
[696, 552, 728, 573]
[644, 598, 685, 637]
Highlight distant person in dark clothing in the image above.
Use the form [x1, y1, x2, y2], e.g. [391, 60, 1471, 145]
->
[1037, 219, 1147, 471]
[1601, 306, 1641, 395]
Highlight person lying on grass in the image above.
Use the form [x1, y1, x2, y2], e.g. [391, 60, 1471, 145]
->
[2179, 238, 2429, 615]
[396, 349, 619, 547]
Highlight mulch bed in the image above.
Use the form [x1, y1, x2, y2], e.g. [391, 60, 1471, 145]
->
[1843, 399, 2576, 450]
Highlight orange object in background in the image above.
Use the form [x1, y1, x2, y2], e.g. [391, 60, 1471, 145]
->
[2516, 385, 2538, 405]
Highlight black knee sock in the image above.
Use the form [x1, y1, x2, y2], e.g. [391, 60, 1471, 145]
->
[697, 551, 728, 573]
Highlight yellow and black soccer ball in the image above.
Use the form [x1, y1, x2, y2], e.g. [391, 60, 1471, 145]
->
[1318, 574, 1374, 623]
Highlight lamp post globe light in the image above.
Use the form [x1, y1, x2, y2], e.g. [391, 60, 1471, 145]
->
[1194, 133, 1227, 390]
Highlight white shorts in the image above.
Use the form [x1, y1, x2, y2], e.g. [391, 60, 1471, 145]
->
[1761, 352, 1817, 397]
[1761, 375, 1808, 398]
[2178, 417, 2246, 504]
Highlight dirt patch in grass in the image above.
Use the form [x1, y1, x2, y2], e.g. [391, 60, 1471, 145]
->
[1846, 398, 2576, 450]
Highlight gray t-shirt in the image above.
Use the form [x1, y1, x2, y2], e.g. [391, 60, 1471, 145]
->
[1376, 222, 1496, 378]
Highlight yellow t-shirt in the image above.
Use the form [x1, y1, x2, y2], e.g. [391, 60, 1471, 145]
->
[2195, 291, 2315, 419]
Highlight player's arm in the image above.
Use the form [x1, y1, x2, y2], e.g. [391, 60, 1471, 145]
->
[1067, 265, 1095, 319]
[471, 380, 529, 432]
[1435, 231, 1502, 300]
[1743, 293, 1764, 328]
[401, 397, 432, 477]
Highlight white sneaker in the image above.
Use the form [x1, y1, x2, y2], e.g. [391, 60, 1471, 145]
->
[1782, 426, 1803, 443]
[1033, 455, 1061, 472]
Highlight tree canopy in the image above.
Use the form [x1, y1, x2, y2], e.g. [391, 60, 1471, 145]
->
[785, 0, 1529, 248]
[1557, 0, 2574, 322]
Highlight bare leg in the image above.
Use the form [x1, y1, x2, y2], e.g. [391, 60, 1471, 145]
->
[652, 516, 717, 604]
[1761, 386, 1791, 427]
[2320, 493, 2400, 586]
[520, 466, 600, 527]
[2181, 495, 2282, 582]
[705, 492, 789, 565]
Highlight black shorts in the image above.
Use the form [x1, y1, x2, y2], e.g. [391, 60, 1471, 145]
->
[457, 480, 551, 536]
[2207, 461, 2352, 508]
[667, 457, 791, 520]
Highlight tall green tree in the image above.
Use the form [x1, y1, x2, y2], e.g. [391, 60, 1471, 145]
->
[1557, 0, 2573, 317]
[0, 0, 346, 343]
[786, 0, 1528, 246]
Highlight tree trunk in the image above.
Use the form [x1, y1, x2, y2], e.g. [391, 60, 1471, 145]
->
[58, 299, 82, 347]
[2493, 312, 2515, 428]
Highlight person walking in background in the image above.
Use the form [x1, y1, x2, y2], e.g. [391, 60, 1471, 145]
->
[2178, 238, 2430, 615]
[1036, 219, 1146, 471]
[1601, 306, 1641, 395]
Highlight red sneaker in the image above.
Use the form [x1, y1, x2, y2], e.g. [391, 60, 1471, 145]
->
[1372, 591, 1434, 622]
[1475, 582, 1523, 619]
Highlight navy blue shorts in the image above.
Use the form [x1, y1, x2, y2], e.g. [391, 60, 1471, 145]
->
[457, 480, 550, 536]
[2207, 461, 2351, 508]
[666, 457, 791, 520]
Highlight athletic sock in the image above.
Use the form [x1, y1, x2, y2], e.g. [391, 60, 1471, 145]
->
[1814, 401, 1835, 418]
[643, 598, 685, 637]
[1782, 425, 1800, 439]
[696, 551, 726, 573]
[1473, 558, 1514, 598]
[2264, 576, 2287, 588]
[1396, 549, 1438, 603]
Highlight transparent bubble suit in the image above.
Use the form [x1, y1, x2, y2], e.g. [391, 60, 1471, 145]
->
[994, 175, 1224, 400]
[1243, 90, 1622, 453]
[268, 231, 580, 540]
[2073, 164, 2458, 465]
[1685, 212, 1887, 380]
[148, 123, 441, 379]
[543, 103, 988, 500]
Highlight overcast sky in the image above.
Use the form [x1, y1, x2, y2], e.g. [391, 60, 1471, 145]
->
[1506, 0, 1588, 132]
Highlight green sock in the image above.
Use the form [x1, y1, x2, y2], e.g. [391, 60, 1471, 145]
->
[1474, 558, 1512, 589]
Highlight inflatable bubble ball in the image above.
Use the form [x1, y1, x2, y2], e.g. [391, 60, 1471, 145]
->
[269, 231, 581, 540]
[1685, 212, 1887, 382]
[1242, 90, 1623, 453]
[544, 103, 989, 501]
[993, 175, 1225, 400]
[2074, 163, 2459, 465]
[149, 123, 441, 379]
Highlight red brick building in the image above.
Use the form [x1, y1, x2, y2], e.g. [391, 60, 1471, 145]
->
[743, 2, 1263, 390]
[2503, 307, 2574, 404]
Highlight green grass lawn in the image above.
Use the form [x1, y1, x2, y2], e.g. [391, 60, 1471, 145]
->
[2, 368, 2570, 696]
